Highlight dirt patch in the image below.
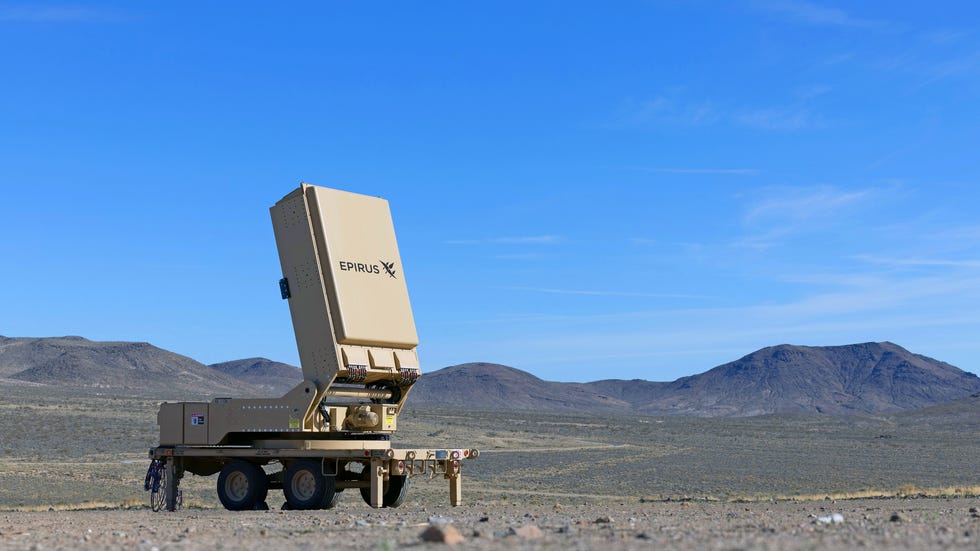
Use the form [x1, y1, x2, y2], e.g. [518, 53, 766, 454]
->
[2, 383, 979, 549]
[1, 498, 978, 550]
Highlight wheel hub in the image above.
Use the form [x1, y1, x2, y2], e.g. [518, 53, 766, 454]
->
[291, 469, 317, 500]
[225, 471, 249, 500]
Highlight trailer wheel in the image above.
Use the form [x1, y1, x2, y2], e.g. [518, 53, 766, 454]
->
[283, 460, 336, 510]
[323, 490, 341, 509]
[360, 475, 410, 508]
[217, 460, 268, 511]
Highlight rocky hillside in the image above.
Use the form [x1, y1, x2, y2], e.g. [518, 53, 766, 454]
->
[406, 362, 631, 412]
[0, 336, 252, 398]
[209, 357, 302, 395]
[414, 343, 980, 416]
[2, 336, 977, 416]
[624, 342, 980, 416]
[893, 391, 980, 430]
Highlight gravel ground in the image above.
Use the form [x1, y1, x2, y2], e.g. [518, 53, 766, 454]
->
[2, 498, 978, 550]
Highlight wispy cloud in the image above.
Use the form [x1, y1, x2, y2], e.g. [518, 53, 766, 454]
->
[934, 225, 980, 242]
[506, 286, 710, 300]
[919, 51, 980, 88]
[867, 144, 919, 169]
[744, 186, 873, 223]
[0, 5, 118, 22]
[446, 235, 560, 245]
[635, 167, 762, 175]
[730, 185, 878, 251]
[430, 185, 980, 380]
[734, 107, 817, 131]
[730, 230, 784, 252]
[795, 84, 833, 101]
[611, 96, 720, 127]
[856, 26, 980, 89]
[492, 253, 559, 260]
[613, 88, 830, 132]
[753, 0, 885, 29]
[876, 46, 980, 89]
[876, 50, 980, 90]
[922, 30, 969, 45]
[493, 271, 980, 328]
[852, 254, 980, 269]
[736, 84, 832, 130]
[630, 237, 659, 246]
[485, 271, 980, 364]
[492, 236, 560, 244]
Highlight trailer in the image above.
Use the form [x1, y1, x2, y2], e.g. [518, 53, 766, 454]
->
[147, 183, 478, 511]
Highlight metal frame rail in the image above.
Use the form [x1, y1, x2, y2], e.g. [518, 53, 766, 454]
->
[149, 445, 478, 511]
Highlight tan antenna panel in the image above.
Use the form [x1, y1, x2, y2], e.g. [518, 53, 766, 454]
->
[307, 186, 419, 349]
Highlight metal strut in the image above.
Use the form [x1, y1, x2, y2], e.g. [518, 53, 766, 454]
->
[164, 457, 182, 512]
[324, 387, 394, 400]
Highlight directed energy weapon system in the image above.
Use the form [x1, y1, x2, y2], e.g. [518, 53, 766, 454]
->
[148, 183, 477, 512]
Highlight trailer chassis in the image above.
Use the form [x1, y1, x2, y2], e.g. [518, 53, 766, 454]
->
[149, 442, 478, 512]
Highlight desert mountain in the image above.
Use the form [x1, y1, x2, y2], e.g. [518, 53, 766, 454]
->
[625, 342, 980, 416]
[405, 362, 631, 412]
[0, 336, 253, 398]
[2, 336, 977, 416]
[415, 343, 980, 417]
[209, 357, 302, 395]
[892, 391, 980, 430]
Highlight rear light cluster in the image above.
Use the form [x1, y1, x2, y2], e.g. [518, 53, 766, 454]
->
[449, 448, 479, 459]
[383, 448, 482, 475]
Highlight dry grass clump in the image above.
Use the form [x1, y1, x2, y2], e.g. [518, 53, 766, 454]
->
[6, 500, 133, 512]
[2, 386, 979, 510]
[704, 484, 980, 503]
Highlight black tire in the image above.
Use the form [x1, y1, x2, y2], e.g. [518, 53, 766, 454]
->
[217, 460, 268, 511]
[360, 475, 409, 508]
[283, 460, 336, 510]
[323, 490, 341, 509]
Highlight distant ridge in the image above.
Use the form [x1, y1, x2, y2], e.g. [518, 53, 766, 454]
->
[0, 336, 252, 398]
[2, 336, 978, 416]
[582, 342, 980, 416]
[411, 342, 980, 417]
[894, 391, 980, 430]
[209, 357, 302, 395]
[406, 362, 631, 412]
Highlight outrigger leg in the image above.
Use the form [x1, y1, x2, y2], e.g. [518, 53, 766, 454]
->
[449, 473, 461, 506]
[165, 457, 182, 512]
[369, 457, 384, 508]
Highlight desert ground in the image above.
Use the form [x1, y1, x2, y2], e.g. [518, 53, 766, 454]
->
[1, 381, 978, 549]
[2, 498, 979, 550]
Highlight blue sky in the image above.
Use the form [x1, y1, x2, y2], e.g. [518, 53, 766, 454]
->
[2, 1, 979, 382]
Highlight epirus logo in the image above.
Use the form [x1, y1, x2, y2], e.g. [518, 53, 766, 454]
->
[380, 260, 397, 278]
[338, 260, 397, 279]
